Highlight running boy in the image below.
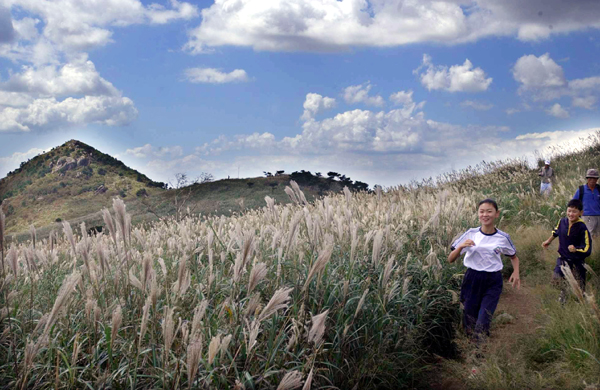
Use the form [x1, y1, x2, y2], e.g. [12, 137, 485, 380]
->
[448, 199, 521, 339]
[542, 199, 591, 293]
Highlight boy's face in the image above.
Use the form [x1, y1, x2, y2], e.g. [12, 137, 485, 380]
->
[567, 206, 582, 222]
[478, 202, 499, 226]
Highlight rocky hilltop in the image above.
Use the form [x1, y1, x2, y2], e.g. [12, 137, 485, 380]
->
[0, 140, 350, 241]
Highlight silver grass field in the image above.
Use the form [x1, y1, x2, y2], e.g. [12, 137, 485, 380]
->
[1, 134, 600, 389]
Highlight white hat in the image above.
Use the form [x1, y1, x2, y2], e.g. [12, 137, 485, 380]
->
[544, 160, 551, 165]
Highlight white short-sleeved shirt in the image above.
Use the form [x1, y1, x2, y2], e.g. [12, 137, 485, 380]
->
[451, 227, 516, 272]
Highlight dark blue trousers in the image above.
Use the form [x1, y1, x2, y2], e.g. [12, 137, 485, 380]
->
[460, 268, 503, 337]
[554, 257, 587, 291]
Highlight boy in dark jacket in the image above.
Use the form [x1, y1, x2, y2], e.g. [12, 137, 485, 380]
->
[542, 199, 591, 297]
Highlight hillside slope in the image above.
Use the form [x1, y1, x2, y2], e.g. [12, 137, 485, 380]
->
[0, 140, 348, 240]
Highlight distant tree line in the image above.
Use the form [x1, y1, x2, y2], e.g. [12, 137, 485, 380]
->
[263, 169, 369, 192]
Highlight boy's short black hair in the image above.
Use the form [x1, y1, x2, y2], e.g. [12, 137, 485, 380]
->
[567, 199, 583, 211]
[478, 198, 498, 211]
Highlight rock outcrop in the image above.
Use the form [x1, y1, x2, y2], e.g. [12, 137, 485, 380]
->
[52, 157, 77, 173]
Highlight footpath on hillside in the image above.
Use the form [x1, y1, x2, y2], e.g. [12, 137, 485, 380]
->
[427, 281, 543, 390]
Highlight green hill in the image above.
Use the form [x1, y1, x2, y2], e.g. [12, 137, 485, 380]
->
[0, 140, 349, 241]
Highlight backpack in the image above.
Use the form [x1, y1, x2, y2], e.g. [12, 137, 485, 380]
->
[579, 185, 585, 204]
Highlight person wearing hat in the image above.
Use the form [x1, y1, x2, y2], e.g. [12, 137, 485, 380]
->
[573, 168, 600, 236]
[539, 160, 554, 196]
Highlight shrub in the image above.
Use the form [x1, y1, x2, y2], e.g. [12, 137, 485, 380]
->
[98, 168, 107, 176]
[136, 188, 148, 197]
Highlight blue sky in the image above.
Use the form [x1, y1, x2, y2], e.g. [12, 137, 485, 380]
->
[1, 0, 600, 188]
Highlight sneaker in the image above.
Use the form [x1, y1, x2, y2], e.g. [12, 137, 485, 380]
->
[558, 290, 566, 305]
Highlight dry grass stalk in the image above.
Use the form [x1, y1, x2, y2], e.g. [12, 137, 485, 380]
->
[162, 306, 176, 357]
[353, 289, 369, 320]
[245, 319, 260, 354]
[381, 256, 395, 288]
[110, 305, 122, 352]
[208, 334, 221, 365]
[6, 246, 18, 275]
[248, 262, 267, 294]
[129, 268, 143, 291]
[187, 337, 203, 388]
[158, 257, 167, 278]
[62, 221, 76, 254]
[308, 309, 329, 346]
[302, 368, 314, 390]
[276, 370, 304, 390]
[44, 271, 81, 335]
[561, 265, 585, 302]
[192, 300, 208, 338]
[102, 208, 117, 245]
[142, 254, 153, 291]
[139, 297, 151, 349]
[259, 287, 293, 322]
[372, 230, 384, 267]
[71, 333, 81, 367]
[220, 334, 232, 356]
[303, 242, 333, 291]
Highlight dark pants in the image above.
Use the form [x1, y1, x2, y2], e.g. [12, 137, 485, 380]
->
[554, 258, 587, 291]
[460, 268, 503, 337]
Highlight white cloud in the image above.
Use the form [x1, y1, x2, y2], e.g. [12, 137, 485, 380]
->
[512, 53, 566, 89]
[301, 93, 336, 121]
[3, 0, 198, 54]
[0, 95, 137, 132]
[460, 100, 493, 110]
[197, 132, 277, 156]
[415, 55, 492, 92]
[343, 83, 385, 107]
[512, 53, 600, 114]
[184, 68, 249, 84]
[389, 90, 413, 105]
[0, 55, 119, 97]
[0, 147, 45, 177]
[184, 0, 600, 53]
[572, 96, 597, 110]
[546, 103, 569, 118]
[125, 144, 183, 159]
[569, 76, 600, 91]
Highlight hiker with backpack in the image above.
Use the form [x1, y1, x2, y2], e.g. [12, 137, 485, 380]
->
[573, 169, 600, 237]
[539, 160, 553, 196]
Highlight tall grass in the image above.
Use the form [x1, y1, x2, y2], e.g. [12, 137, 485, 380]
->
[1, 131, 600, 388]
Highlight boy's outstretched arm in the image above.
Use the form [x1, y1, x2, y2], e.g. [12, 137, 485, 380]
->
[542, 235, 555, 248]
[508, 255, 521, 289]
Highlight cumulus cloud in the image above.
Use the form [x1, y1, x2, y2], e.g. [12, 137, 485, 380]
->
[546, 103, 569, 118]
[0, 95, 137, 132]
[184, 0, 600, 53]
[572, 96, 596, 110]
[301, 93, 336, 121]
[0, 55, 137, 132]
[460, 100, 493, 110]
[512, 53, 566, 90]
[0, 1, 199, 133]
[511, 53, 600, 115]
[415, 55, 492, 92]
[125, 144, 183, 159]
[343, 83, 385, 107]
[0, 55, 119, 97]
[184, 68, 249, 84]
[2, 0, 198, 54]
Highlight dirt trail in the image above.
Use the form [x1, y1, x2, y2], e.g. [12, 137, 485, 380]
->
[428, 282, 543, 390]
